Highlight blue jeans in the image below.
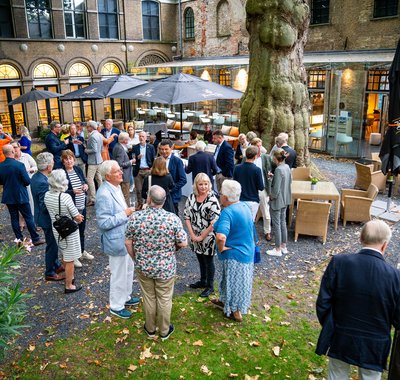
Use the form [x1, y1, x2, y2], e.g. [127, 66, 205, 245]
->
[43, 227, 61, 276]
[7, 203, 40, 243]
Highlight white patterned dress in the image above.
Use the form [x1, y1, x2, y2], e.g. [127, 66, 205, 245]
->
[183, 192, 221, 256]
[44, 191, 81, 262]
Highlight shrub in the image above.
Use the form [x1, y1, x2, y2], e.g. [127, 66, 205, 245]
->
[39, 127, 51, 142]
[0, 244, 31, 358]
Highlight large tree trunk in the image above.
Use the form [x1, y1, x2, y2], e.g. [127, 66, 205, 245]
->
[241, 0, 311, 166]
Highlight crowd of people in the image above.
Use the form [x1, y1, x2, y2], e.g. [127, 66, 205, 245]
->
[1, 119, 400, 380]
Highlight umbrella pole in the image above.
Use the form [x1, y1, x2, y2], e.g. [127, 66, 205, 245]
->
[180, 104, 183, 140]
[387, 172, 394, 212]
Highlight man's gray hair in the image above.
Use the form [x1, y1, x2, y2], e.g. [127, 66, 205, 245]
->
[49, 121, 60, 130]
[195, 140, 206, 152]
[48, 169, 68, 193]
[99, 160, 118, 180]
[148, 185, 166, 206]
[221, 180, 241, 202]
[360, 220, 392, 246]
[36, 152, 54, 171]
[118, 132, 129, 142]
[87, 120, 98, 130]
[105, 119, 113, 125]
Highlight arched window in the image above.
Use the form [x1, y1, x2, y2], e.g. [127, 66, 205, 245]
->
[33, 63, 57, 78]
[69, 62, 90, 77]
[101, 62, 121, 76]
[184, 7, 194, 39]
[217, 0, 230, 37]
[0, 64, 20, 79]
[142, 1, 160, 40]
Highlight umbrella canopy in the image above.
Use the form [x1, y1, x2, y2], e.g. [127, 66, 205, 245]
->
[60, 75, 147, 101]
[110, 73, 243, 103]
[8, 87, 63, 105]
[380, 39, 400, 175]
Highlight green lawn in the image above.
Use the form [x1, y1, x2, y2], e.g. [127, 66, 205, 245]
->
[2, 271, 330, 379]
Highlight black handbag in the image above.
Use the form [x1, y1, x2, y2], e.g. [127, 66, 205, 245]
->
[53, 194, 78, 239]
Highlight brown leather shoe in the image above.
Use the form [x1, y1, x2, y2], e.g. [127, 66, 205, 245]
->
[265, 233, 272, 241]
[33, 239, 45, 246]
[211, 299, 225, 310]
[55, 265, 65, 274]
[233, 310, 243, 322]
[45, 273, 66, 281]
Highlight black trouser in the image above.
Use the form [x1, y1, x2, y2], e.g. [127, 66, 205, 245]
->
[78, 207, 86, 253]
[196, 253, 215, 289]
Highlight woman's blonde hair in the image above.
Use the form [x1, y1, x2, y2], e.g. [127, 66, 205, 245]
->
[151, 156, 169, 176]
[193, 173, 212, 196]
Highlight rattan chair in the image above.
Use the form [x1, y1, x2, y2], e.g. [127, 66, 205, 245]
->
[294, 199, 331, 244]
[340, 184, 378, 226]
[292, 167, 312, 181]
[354, 162, 386, 193]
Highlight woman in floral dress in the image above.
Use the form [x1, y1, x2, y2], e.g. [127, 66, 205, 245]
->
[183, 173, 220, 297]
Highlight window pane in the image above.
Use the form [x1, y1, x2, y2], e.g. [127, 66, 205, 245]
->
[374, 0, 398, 17]
[311, 0, 330, 24]
[0, 0, 13, 37]
[75, 0, 85, 11]
[98, 0, 106, 12]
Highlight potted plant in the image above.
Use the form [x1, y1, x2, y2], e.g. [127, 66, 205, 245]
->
[311, 177, 319, 190]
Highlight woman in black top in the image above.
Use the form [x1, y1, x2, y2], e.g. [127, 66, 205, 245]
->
[142, 157, 175, 213]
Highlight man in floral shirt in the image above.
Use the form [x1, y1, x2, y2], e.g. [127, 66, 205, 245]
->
[125, 185, 187, 341]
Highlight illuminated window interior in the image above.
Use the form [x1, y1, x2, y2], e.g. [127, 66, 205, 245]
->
[33, 63, 57, 78]
[0, 64, 20, 80]
[69, 62, 90, 77]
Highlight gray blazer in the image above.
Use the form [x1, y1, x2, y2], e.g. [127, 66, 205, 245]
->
[270, 163, 292, 211]
[112, 142, 132, 182]
[85, 130, 103, 165]
[95, 181, 129, 256]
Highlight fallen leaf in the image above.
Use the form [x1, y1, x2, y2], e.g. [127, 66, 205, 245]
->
[122, 328, 130, 335]
[200, 365, 212, 376]
[128, 364, 137, 372]
[249, 341, 260, 347]
[79, 314, 90, 319]
[140, 346, 153, 360]
[28, 344, 35, 352]
[229, 374, 238, 378]
[280, 321, 291, 326]
[263, 316, 271, 323]
[287, 294, 296, 300]
[193, 340, 204, 346]
[104, 316, 112, 323]
[272, 346, 280, 357]
[244, 375, 259, 380]
[40, 362, 49, 371]
[59, 362, 67, 369]
[308, 376, 317, 380]
[263, 304, 271, 312]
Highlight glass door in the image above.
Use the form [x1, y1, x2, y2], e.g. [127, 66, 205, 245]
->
[0, 87, 25, 136]
[36, 85, 61, 125]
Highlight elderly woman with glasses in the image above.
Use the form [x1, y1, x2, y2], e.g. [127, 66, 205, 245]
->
[183, 173, 220, 298]
[211, 180, 255, 322]
[44, 169, 84, 293]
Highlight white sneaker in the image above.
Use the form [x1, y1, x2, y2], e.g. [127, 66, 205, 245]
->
[81, 250, 94, 260]
[266, 249, 282, 257]
[130, 185, 135, 193]
[281, 247, 289, 254]
[74, 259, 83, 268]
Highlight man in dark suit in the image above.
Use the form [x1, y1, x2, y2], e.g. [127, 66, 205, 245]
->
[185, 140, 217, 187]
[0, 145, 44, 246]
[67, 124, 87, 176]
[31, 152, 64, 281]
[159, 139, 187, 215]
[132, 131, 156, 210]
[212, 130, 234, 194]
[113, 132, 134, 206]
[275, 133, 297, 169]
[45, 121, 68, 169]
[316, 219, 400, 379]
[101, 119, 120, 159]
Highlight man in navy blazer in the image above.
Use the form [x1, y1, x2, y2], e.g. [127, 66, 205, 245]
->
[101, 119, 120, 159]
[159, 139, 187, 215]
[132, 131, 155, 209]
[212, 130, 234, 194]
[0, 145, 44, 246]
[67, 124, 87, 175]
[45, 121, 68, 169]
[316, 220, 400, 379]
[185, 140, 217, 188]
[31, 152, 64, 281]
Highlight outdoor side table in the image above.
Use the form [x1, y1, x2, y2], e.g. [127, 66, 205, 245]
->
[289, 180, 341, 230]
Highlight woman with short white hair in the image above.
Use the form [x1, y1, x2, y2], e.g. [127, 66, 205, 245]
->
[211, 179, 255, 322]
[44, 169, 84, 293]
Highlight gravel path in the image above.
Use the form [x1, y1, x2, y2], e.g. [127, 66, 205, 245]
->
[1, 153, 399, 361]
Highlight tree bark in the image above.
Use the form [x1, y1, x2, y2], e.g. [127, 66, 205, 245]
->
[241, 0, 311, 166]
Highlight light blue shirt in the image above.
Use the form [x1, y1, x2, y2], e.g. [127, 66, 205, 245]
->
[139, 144, 149, 169]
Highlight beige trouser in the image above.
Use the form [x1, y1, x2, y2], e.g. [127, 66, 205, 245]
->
[134, 169, 150, 207]
[75, 157, 86, 178]
[87, 164, 102, 203]
[120, 181, 130, 207]
[137, 270, 175, 336]
[258, 190, 271, 234]
[216, 173, 231, 195]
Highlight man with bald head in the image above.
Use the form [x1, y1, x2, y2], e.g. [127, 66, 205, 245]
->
[316, 220, 400, 379]
[0, 145, 44, 246]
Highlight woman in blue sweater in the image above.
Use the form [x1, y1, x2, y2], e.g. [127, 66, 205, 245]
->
[211, 180, 254, 322]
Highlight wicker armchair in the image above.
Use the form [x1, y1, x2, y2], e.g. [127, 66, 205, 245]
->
[354, 162, 386, 192]
[292, 167, 312, 181]
[294, 200, 331, 244]
[340, 184, 378, 226]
